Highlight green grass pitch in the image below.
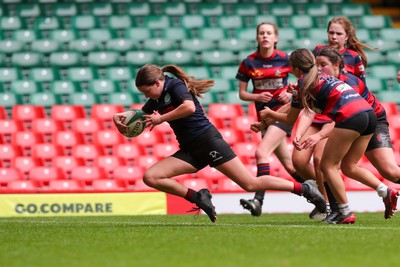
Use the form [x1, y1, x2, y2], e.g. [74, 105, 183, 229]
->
[1, 213, 399, 267]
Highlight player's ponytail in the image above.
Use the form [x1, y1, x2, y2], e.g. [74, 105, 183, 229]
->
[289, 49, 318, 112]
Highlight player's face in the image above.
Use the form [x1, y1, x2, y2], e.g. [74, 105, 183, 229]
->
[327, 23, 348, 51]
[316, 56, 340, 77]
[138, 80, 163, 100]
[257, 24, 278, 51]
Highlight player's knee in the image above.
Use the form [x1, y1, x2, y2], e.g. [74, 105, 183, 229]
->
[143, 171, 157, 187]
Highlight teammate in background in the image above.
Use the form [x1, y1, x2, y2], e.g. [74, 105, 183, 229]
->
[314, 47, 400, 221]
[113, 64, 326, 223]
[235, 22, 305, 216]
[258, 49, 398, 224]
[313, 16, 376, 84]
[306, 16, 377, 218]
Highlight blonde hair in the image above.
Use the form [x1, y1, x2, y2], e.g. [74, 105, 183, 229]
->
[289, 49, 319, 112]
[327, 16, 376, 67]
[135, 64, 214, 97]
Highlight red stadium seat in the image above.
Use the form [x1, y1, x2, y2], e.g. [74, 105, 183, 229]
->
[0, 144, 21, 167]
[29, 166, 65, 187]
[32, 143, 62, 166]
[95, 155, 123, 178]
[72, 144, 102, 166]
[218, 128, 244, 145]
[0, 167, 23, 188]
[247, 102, 259, 119]
[234, 115, 257, 141]
[0, 106, 7, 119]
[182, 178, 210, 191]
[54, 156, 84, 179]
[13, 131, 43, 156]
[381, 102, 398, 116]
[12, 105, 46, 130]
[343, 176, 373, 191]
[91, 104, 125, 129]
[218, 178, 244, 192]
[55, 130, 84, 155]
[232, 142, 257, 164]
[72, 117, 101, 143]
[0, 119, 22, 144]
[134, 179, 157, 191]
[70, 166, 107, 187]
[208, 103, 244, 127]
[153, 122, 175, 143]
[92, 179, 125, 192]
[7, 180, 38, 193]
[94, 129, 123, 155]
[13, 156, 41, 179]
[114, 142, 143, 165]
[31, 118, 62, 143]
[153, 143, 179, 158]
[50, 105, 86, 129]
[134, 130, 162, 154]
[113, 165, 144, 189]
[136, 155, 159, 169]
[48, 180, 83, 192]
[197, 166, 225, 189]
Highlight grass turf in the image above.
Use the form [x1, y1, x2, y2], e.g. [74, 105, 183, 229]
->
[1, 213, 399, 267]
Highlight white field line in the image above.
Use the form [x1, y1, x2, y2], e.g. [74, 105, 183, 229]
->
[0, 219, 399, 231]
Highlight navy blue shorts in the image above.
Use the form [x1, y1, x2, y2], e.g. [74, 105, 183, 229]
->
[335, 110, 377, 136]
[172, 126, 237, 170]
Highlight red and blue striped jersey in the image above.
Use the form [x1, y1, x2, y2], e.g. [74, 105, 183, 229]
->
[291, 72, 372, 123]
[313, 45, 366, 84]
[236, 49, 291, 113]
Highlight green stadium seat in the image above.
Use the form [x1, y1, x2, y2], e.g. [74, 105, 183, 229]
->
[67, 67, 96, 82]
[53, 3, 78, 17]
[0, 67, 21, 82]
[269, 3, 295, 16]
[1, 17, 24, 31]
[11, 52, 43, 68]
[10, 80, 39, 96]
[197, 3, 224, 16]
[252, 15, 279, 28]
[181, 39, 215, 52]
[68, 39, 99, 53]
[107, 92, 136, 108]
[125, 28, 153, 42]
[234, 28, 256, 41]
[366, 50, 384, 66]
[34, 17, 61, 31]
[163, 50, 197, 66]
[160, 28, 189, 42]
[142, 16, 171, 29]
[16, 3, 41, 17]
[278, 28, 298, 43]
[218, 39, 253, 52]
[128, 2, 151, 16]
[69, 92, 98, 107]
[50, 29, 77, 44]
[90, 2, 113, 16]
[29, 92, 58, 107]
[87, 51, 120, 67]
[29, 67, 59, 83]
[106, 66, 134, 82]
[89, 80, 117, 95]
[30, 40, 60, 54]
[355, 29, 372, 43]
[365, 77, 384, 93]
[217, 15, 243, 29]
[222, 91, 248, 105]
[0, 54, 5, 67]
[71, 15, 98, 30]
[360, 15, 392, 30]
[49, 51, 82, 67]
[86, 28, 114, 43]
[13, 29, 38, 43]
[232, 3, 259, 16]
[179, 15, 206, 29]
[0, 40, 24, 54]
[197, 28, 226, 41]
[293, 38, 325, 51]
[184, 66, 212, 80]
[212, 78, 234, 93]
[289, 15, 316, 30]
[201, 51, 238, 65]
[105, 39, 136, 52]
[386, 50, 400, 65]
[340, 3, 371, 17]
[198, 92, 218, 107]
[107, 15, 133, 31]
[368, 39, 399, 53]
[377, 91, 400, 104]
[51, 81, 78, 95]
[307, 28, 329, 43]
[161, 2, 187, 16]
[142, 38, 175, 52]
[379, 28, 400, 42]
[125, 51, 159, 67]
[368, 64, 397, 80]
[0, 93, 19, 109]
[215, 65, 238, 79]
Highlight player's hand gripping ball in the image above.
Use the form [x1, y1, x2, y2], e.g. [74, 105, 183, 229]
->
[113, 109, 147, 138]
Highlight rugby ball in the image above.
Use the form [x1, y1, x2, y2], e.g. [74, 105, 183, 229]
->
[120, 109, 147, 138]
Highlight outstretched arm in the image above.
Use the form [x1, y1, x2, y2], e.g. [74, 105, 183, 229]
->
[259, 105, 301, 125]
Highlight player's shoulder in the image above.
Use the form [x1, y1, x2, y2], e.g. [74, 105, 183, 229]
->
[275, 49, 289, 59]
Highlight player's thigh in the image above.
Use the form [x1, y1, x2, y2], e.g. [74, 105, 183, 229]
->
[145, 156, 197, 179]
